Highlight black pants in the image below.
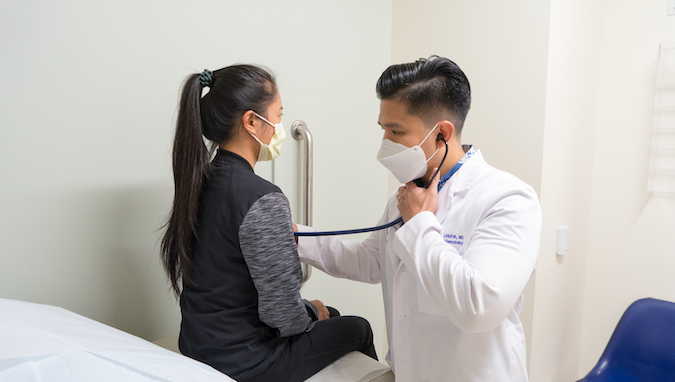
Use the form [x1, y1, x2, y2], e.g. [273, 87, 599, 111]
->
[242, 308, 378, 382]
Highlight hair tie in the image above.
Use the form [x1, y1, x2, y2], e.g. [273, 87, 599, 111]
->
[200, 69, 213, 87]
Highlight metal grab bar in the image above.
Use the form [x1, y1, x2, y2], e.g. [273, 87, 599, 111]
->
[291, 120, 313, 284]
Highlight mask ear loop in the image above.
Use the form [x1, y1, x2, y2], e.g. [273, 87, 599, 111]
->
[247, 130, 265, 146]
[254, 112, 276, 128]
[249, 112, 274, 145]
[419, 123, 440, 145]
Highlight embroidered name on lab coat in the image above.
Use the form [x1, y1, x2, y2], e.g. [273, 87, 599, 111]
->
[444, 234, 464, 247]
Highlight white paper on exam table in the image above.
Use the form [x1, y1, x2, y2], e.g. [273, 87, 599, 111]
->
[0, 298, 233, 382]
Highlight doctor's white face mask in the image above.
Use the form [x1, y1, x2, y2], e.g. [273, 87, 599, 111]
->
[377, 123, 440, 184]
[249, 112, 285, 162]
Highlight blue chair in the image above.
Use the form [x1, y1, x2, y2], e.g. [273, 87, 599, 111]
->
[577, 298, 675, 382]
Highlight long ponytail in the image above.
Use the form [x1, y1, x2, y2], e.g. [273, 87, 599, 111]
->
[161, 65, 277, 297]
[161, 74, 212, 296]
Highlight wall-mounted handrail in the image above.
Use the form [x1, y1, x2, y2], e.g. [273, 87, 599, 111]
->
[291, 119, 313, 284]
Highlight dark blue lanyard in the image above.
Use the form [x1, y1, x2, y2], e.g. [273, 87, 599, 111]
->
[437, 161, 462, 191]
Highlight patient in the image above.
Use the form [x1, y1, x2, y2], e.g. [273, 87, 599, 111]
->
[160, 64, 376, 382]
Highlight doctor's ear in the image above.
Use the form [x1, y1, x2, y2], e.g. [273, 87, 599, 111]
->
[436, 121, 455, 143]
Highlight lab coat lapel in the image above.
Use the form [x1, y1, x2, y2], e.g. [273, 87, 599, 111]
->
[435, 184, 453, 224]
[436, 150, 485, 224]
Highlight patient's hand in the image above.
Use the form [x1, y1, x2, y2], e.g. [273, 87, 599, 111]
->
[292, 223, 298, 244]
[310, 300, 330, 321]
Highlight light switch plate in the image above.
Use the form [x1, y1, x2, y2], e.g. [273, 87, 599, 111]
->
[557, 226, 569, 256]
[669, 0, 675, 16]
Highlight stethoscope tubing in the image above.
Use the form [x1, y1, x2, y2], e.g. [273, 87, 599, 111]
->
[294, 216, 403, 237]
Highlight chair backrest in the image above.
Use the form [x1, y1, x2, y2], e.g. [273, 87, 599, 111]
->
[593, 298, 675, 379]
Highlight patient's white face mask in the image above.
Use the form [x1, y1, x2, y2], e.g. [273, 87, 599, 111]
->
[249, 112, 285, 162]
[376, 123, 440, 184]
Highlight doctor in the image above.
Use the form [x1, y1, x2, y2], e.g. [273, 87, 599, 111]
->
[294, 56, 542, 381]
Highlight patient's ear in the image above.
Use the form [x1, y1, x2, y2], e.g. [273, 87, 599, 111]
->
[241, 110, 259, 135]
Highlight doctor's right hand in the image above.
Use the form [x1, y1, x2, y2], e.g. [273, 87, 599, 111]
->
[310, 300, 330, 321]
[397, 167, 440, 222]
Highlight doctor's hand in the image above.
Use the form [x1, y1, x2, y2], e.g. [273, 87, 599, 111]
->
[397, 167, 440, 223]
[310, 300, 330, 321]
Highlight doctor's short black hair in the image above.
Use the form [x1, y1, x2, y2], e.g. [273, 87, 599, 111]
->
[376, 55, 471, 135]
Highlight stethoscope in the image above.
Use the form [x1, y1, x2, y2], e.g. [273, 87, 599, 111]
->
[294, 137, 460, 237]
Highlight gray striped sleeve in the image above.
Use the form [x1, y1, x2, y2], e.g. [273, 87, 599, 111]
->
[239, 192, 318, 337]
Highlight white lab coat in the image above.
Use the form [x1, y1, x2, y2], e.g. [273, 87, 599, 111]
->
[296, 150, 542, 382]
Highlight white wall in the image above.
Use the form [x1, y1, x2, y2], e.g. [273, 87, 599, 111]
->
[579, 0, 675, 376]
[0, 0, 392, 359]
[533, 1, 675, 378]
[528, 1, 604, 380]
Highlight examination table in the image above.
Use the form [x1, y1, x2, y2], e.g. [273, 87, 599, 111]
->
[0, 298, 393, 382]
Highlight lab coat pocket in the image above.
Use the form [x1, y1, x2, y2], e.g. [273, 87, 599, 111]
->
[416, 285, 445, 315]
[507, 322, 525, 347]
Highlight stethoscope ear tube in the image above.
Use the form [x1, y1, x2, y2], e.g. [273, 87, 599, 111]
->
[414, 139, 448, 188]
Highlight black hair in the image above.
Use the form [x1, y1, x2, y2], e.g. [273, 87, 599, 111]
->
[161, 64, 277, 297]
[376, 55, 471, 135]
